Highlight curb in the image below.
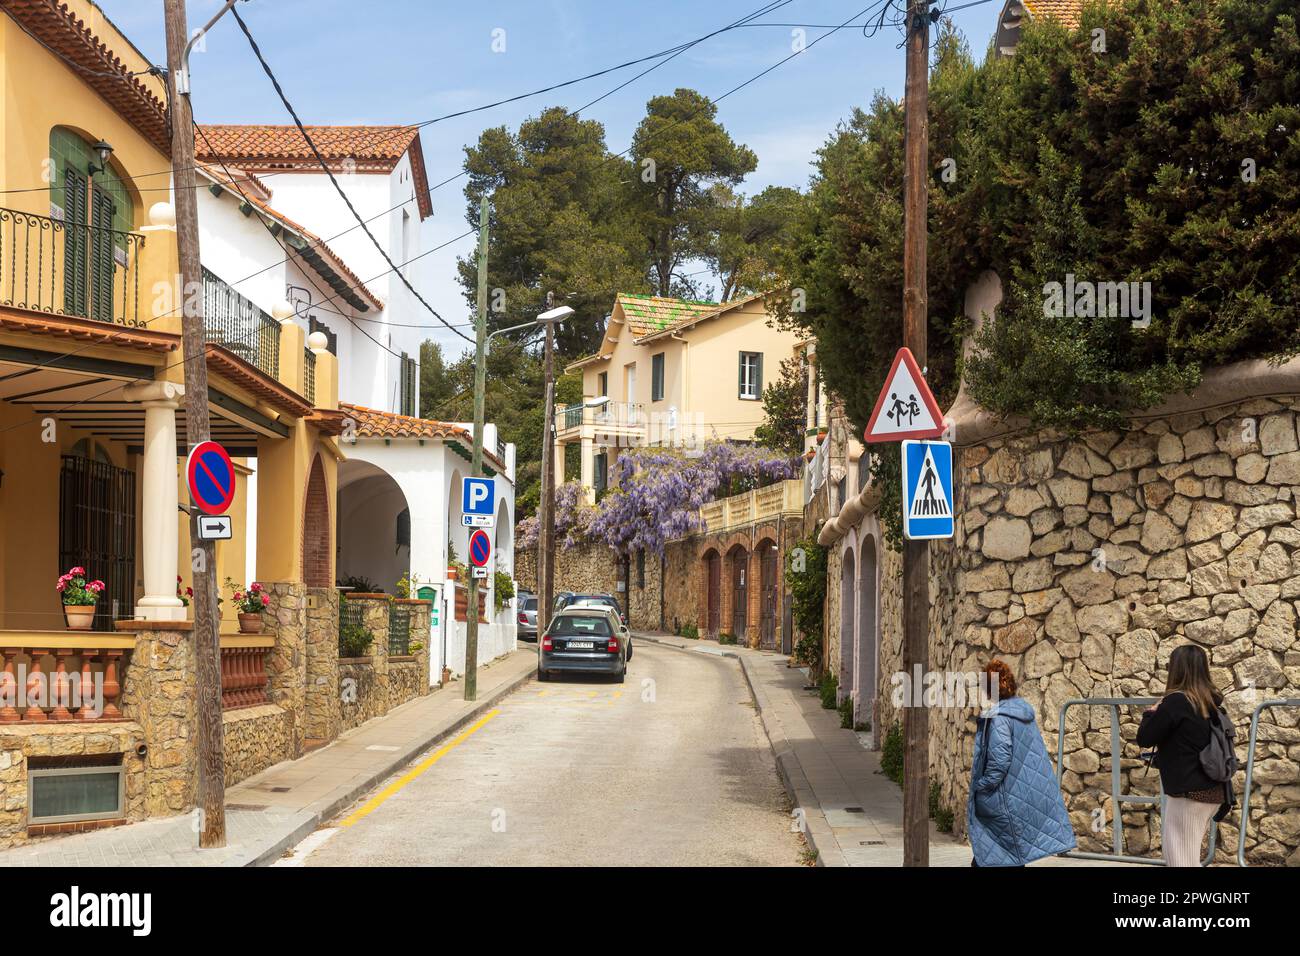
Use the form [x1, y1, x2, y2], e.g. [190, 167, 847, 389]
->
[247, 657, 537, 867]
[636, 634, 839, 867]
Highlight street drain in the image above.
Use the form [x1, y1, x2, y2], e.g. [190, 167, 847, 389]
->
[845, 807, 864, 813]
[270, 786, 291, 792]
[860, 840, 885, 846]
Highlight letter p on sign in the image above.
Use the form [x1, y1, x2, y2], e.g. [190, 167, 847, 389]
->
[462, 476, 494, 517]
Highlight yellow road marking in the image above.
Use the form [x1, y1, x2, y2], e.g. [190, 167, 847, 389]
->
[338, 709, 500, 827]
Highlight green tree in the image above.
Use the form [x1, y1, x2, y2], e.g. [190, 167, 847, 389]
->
[701, 185, 805, 301]
[753, 355, 807, 458]
[631, 88, 758, 297]
[459, 108, 645, 358]
[418, 339, 455, 417]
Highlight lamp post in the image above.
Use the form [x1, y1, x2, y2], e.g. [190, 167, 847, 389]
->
[535, 301, 573, 638]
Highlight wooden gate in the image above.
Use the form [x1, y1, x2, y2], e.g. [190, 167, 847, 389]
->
[705, 551, 721, 635]
[731, 549, 748, 640]
[759, 544, 778, 650]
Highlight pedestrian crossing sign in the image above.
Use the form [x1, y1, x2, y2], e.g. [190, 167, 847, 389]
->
[901, 440, 954, 540]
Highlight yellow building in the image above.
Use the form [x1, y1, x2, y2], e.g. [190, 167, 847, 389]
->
[0, 0, 340, 633]
[560, 292, 801, 501]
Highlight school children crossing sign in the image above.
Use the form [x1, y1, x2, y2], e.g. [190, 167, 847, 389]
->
[863, 347, 946, 442]
[901, 440, 954, 540]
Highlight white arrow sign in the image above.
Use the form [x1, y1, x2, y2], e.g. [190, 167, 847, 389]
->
[197, 514, 233, 540]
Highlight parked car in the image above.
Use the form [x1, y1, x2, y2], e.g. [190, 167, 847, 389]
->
[516, 591, 537, 641]
[563, 593, 628, 628]
[538, 606, 630, 683]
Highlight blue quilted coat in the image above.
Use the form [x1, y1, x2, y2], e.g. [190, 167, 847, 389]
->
[967, 696, 1076, 866]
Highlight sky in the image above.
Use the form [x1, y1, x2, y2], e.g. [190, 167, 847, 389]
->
[95, 0, 1000, 356]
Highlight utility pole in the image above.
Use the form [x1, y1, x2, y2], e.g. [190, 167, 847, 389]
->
[537, 292, 557, 635]
[901, 0, 932, 868]
[163, 0, 229, 848]
[465, 196, 489, 701]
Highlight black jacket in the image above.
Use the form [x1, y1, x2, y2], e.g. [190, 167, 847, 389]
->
[1136, 692, 1220, 796]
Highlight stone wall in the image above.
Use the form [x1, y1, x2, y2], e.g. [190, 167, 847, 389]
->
[339, 659, 381, 733]
[222, 704, 292, 787]
[119, 625, 197, 817]
[303, 586, 340, 745]
[264, 582, 307, 760]
[926, 396, 1300, 865]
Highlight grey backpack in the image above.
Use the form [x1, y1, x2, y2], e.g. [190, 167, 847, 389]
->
[1199, 706, 1238, 784]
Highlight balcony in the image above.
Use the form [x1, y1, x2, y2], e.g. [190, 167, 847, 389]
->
[700, 479, 804, 535]
[555, 399, 645, 444]
[0, 207, 146, 327]
[202, 266, 281, 381]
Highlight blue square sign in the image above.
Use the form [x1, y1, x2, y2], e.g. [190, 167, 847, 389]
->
[901, 440, 954, 540]
[462, 476, 495, 517]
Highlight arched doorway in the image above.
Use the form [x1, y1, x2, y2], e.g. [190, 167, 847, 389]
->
[757, 538, 778, 650]
[302, 454, 332, 588]
[702, 548, 721, 636]
[335, 458, 409, 592]
[856, 535, 879, 744]
[727, 544, 749, 640]
[839, 546, 856, 704]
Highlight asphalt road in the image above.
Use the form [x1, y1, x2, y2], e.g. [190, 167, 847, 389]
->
[299, 641, 803, 866]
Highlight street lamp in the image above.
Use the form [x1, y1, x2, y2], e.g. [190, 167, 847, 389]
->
[87, 140, 114, 176]
[535, 300, 573, 637]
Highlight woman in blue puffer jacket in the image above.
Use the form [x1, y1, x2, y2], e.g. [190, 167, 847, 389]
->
[967, 660, 1076, 867]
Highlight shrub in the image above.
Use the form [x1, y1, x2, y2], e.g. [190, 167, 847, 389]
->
[818, 672, 838, 710]
[786, 535, 827, 669]
[880, 722, 904, 786]
[493, 571, 515, 614]
[838, 695, 854, 730]
[718, 632, 737, 646]
[680, 622, 699, 640]
[339, 621, 374, 658]
[929, 780, 955, 833]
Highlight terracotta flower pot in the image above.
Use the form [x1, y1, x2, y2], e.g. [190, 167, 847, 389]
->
[63, 605, 96, 631]
[238, 612, 264, 634]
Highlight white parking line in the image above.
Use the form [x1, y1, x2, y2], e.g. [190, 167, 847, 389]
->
[272, 826, 341, 866]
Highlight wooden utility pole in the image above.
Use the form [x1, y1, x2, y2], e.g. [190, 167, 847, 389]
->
[465, 197, 489, 701]
[537, 293, 557, 635]
[901, 0, 932, 868]
[163, 0, 225, 848]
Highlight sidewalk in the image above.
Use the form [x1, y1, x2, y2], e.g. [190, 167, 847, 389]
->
[636, 632, 1118, 867]
[0, 648, 537, 867]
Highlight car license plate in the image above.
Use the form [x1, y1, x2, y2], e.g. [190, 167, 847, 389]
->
[567, 640, 594, 650]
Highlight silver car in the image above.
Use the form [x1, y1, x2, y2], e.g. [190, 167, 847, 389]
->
[516, 592, 538, 641]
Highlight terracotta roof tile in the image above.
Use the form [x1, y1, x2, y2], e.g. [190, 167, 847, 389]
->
[1021, 0, 1084, 29]
[615, 294, 717, 338]
[197, 125, 419, 171]
[338, 402, 506, 471]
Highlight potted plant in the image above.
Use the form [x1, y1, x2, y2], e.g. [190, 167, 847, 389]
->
[226, 578, 270, 633]
[177, 575, 193, 607]
[57, 567, 104, 630]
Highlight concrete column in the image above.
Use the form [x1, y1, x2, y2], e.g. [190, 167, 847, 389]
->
[553, 437, 565, 485]
[580, 435, 594, 503]
[123, 380, 186, 621]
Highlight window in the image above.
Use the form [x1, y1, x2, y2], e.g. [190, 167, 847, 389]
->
[594, 452, 608, 495]
[651, 352, 665, 402]
[739, 351, 763, 400]
[28, 757, 124, 825]
[598, 371, 608, 397]
[399, 353, 416, 416]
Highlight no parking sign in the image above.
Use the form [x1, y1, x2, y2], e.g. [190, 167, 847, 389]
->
[186, 440, 236, 516]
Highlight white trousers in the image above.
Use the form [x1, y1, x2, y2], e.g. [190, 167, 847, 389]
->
[1163, 796, 1218, 867]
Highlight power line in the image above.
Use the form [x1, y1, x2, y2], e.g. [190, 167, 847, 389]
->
[230, 5, 472, 346]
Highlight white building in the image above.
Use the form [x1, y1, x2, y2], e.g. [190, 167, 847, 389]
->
[194, 125, 517, 681]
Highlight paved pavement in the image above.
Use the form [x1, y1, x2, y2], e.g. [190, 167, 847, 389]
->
[293, 640, 804, 866]
[0, 649, 539, 867]
[635, 633, 1125, 867]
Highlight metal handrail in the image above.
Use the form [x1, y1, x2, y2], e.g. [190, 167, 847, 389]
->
[1056, 697, 1217, 866]
[1236, 698, 1300, 867]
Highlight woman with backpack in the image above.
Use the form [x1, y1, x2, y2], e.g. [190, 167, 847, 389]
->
[1137, 644, 1235, 867]
[967, 660, 1076, 866]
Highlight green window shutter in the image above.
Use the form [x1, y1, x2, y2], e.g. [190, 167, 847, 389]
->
[738, 352, 744, 398]
[62, 167, 88, 317]
[755, 353, 763, 395]
[90, 186, 116, 323]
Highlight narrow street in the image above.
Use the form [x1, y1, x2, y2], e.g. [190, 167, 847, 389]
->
[298, 642, 803, 866]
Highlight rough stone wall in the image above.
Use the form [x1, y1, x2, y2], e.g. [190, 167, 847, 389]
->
[0, 724, 146, 849]
[661, 539, 700, 635]
[222, 704, 292, 786]
[515, 543, 619, 598]
[925, 396, 1300, 865]
[303, 586, 340, 744]
[120, 626, 197, 816]
[339, 660, 380, 733]
[388, 661, 421, 710]
[627, 550, 664, 630]
[264, 582, 307, 759]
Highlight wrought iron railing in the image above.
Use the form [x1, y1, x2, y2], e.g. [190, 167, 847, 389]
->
[0, 207, 146, 326]
[202, 266, 280, 380]
[338, 596, 368, 658]
[388, 603, 411, 656]
[303, 346, 316, 404]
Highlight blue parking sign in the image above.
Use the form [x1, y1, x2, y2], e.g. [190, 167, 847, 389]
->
[901, 440, 954, 540]
[462, 476, 494, 517]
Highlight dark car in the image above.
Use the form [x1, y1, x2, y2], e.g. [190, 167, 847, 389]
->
[516, 592, 538, 641]
[538, 607, 629, 683]
[560, 592, 628, 627]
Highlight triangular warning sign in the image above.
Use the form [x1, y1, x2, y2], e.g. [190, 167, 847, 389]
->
[908, 445, 951, 520]
[863, 347, 946, 443]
